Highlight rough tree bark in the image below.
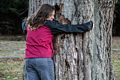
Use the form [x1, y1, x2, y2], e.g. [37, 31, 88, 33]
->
[28, 0, 115, 80]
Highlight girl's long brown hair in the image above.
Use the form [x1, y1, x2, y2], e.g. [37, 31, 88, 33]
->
[28, 4, 55, 28]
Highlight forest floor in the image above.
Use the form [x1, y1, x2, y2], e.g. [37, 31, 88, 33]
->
[0, 35, 120, 80]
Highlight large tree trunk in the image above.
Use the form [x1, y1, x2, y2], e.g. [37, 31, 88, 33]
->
[28, 0, 115, 80]
[92, 0, 115, 80]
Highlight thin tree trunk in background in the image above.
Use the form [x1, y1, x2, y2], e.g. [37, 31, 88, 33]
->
[28, 0, 115, 80]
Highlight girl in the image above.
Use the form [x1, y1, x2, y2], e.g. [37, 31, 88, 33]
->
[24, 4, 93, 80]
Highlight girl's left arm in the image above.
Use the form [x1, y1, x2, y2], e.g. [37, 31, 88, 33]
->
[44, 20, 93, 35]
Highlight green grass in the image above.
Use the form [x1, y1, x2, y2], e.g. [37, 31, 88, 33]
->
[0, 53, 119, 80]
[0, 40, 25, 80]
[112, 51, 120, 80]
[112, 45, 120, 49]
[0, 36, 119, 80]
[0, 60, 24, 80]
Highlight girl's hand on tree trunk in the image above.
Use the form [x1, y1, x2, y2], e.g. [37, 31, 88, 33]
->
[78, 21, 93, 32]
[86, 21, 93, 30]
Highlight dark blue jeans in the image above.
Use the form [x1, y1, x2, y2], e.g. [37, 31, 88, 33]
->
[24, 58, 55, 80]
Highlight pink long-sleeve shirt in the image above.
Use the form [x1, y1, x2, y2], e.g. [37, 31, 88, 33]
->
[25, 26, 54, 58]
